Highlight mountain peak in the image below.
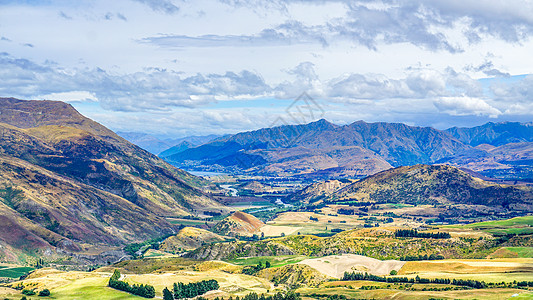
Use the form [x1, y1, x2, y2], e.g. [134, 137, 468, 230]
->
[304, 118, 337, 130]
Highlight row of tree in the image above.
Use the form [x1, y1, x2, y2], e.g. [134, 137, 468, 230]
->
[108, 269, 155, 298]
[342, 272, 487, 289]
[401, 253, 445, 261]
[164, 279, 219, 299]
[395, 229, 451, 239]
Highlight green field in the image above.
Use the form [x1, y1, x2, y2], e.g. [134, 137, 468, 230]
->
[447, 215, 533, 235]
[50, 276, 142, 299]
[505, 247, 533, 258]
[462, 216, 533, 228]
[227, 255, 309, 268]
[0, 267, 34, 278]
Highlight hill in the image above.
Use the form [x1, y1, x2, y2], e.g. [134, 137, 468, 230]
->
[331, 164, 532, 209]
[159, 227, 229, 252]
[167, 119, 469, 178]
[212, 211, 265, 237]
[0, 98, 227, 264]
[287, 164, 533, 221]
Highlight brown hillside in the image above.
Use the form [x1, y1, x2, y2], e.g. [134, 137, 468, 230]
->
[212, 211, 265, 236]
[159, 227, 229, 252]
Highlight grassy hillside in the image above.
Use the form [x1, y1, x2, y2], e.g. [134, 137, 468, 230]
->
[159, 227, 230, 252]
[212, 211, 265, 236]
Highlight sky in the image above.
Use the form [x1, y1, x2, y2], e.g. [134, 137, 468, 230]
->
[1, 0, 533, 138]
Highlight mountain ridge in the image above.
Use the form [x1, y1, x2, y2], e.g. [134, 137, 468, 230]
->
[0, 98, 227, 264]
[165, 119, 532, 180]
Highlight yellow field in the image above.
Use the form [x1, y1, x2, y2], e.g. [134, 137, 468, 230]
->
[397, 258, 533, 283]
[0, 266, 274, 299]
[298, 286, 532, 300]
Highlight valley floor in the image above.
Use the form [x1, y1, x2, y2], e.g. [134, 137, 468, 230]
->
[1, 256, 532, 299]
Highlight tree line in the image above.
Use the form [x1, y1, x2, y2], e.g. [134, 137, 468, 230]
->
[395, 229, 451, 239]
[163, 279, 219, 299]
[342, 272, 486, 289]
[108, 269, 155, 298]
[401, 253, 445, 261]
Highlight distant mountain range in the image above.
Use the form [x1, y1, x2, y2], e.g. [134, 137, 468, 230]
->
[117, 132, 221, 155]
[0, 98, 226, 264]
[165, 119, 533, 181]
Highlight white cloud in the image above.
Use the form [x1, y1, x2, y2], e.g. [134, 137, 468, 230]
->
[434, 96, 501, 118]
[38, 91, 98, 102]
[1, 0, 533, 135]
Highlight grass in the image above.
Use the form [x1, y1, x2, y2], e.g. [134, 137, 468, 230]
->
[0, 267, 35, 278]
[505, 247, 533, 258]
[485, 227, 533, 235]
[227, 255, 309, 268]
[462, 216, 533, 228]
[51, 276, 141, 299]
[297, 285, 530, 300]
[4, 267, 273, 299]
[446, 215, 533, 235]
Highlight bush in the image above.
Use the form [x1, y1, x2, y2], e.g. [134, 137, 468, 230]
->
[390, 270, 398, 275]
[38, 289, 51, 296]
[22, 289, 35, 296]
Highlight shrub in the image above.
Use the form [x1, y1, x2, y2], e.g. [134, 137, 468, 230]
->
[22, 289, 36, 296]
[38, 289, 51, 296]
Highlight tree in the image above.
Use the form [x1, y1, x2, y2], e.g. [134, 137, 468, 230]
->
[163, 287, 174, 300]
[390, 270, 397, 276]
[38, 288, 51, 296]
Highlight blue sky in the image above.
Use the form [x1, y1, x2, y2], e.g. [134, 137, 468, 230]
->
[1, 0, 533, 137]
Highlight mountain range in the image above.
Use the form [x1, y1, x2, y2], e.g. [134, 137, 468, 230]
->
[165, 119, 533, 180]
[117, 132, 221, 155]
[0, 98, 226, 264]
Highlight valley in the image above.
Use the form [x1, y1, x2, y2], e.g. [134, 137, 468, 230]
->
[0, 99, 532, 299]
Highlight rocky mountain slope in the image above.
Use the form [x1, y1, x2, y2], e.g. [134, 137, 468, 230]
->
[0, 98, 226, 263]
